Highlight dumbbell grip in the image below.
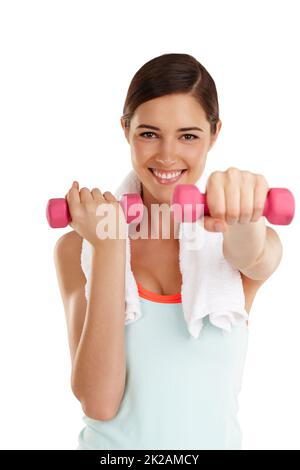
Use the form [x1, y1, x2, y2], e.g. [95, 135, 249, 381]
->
[46, 193, 144, 228]
[171, 186, 295, 225]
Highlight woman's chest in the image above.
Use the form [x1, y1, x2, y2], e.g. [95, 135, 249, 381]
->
[130, 238, 256, 315]
[130, 238, 182, 295]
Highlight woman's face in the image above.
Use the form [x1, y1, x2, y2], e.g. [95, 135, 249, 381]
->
[121, 93, 222, 205]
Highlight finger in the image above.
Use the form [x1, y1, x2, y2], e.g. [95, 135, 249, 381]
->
[205, 177, 226, 221]
[224, 181, 240, 225]
[79, 187, 93, 203]
[201, 215, 228, 232]
[239, 182, 254, 224]
[66, 181, 80, 205]
[102, 191, 118, 203]
[91, 187, 104, 202]
[252, 179, 269, 222]
[201, 177, 227, 232]
[65, 180, 79, 195]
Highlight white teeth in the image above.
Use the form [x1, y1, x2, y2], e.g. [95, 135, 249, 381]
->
[152, 169, 182, 179]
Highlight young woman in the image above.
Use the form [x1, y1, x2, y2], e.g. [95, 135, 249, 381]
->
[54, 53, 283, 450]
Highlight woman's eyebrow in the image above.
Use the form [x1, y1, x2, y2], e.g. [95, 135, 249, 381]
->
[136, 124, 204, 132]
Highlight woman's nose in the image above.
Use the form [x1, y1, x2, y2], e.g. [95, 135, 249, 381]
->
[155, 158, 176, 166]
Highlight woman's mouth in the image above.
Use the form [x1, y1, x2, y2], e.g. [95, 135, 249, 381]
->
[148, 168, 187, 185]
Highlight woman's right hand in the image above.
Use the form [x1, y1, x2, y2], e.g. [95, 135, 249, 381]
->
[65, 181, 127, 249]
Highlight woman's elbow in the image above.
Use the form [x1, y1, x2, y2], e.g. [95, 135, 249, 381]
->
[81, 400, 117, 421]
[72, 385, 118, 421]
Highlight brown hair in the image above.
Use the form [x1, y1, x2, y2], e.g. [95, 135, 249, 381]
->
[122, 53, 220, 135]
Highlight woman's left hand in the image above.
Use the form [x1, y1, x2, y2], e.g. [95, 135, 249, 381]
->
[202, 167, 270, 232]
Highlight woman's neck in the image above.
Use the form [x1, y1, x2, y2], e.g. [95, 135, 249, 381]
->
[139, 184, 180, 241]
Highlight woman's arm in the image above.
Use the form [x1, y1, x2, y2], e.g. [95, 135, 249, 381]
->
[54, 231, 127, 421]
[72, 240, 127, 420]
[223, 222, 283, 281]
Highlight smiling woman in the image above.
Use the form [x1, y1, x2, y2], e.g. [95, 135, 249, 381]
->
[119, 54, 222, 223]
[62, 53, 252, 451]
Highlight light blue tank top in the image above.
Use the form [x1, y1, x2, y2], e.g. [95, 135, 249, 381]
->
[77, 286, 249, 450]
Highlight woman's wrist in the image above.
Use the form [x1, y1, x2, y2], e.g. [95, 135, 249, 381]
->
[91, 237, 126, 256]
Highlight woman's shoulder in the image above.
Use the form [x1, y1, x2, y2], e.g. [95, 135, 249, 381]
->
[54, 230, 83, 266]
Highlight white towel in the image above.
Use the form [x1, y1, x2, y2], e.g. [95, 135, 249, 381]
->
[80, 169, 249, 339]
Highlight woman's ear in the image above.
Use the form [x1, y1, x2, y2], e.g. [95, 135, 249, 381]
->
[208, 119, 222, 151]
[120, 116, 130, 143]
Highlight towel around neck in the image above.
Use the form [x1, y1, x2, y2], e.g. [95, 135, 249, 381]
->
[80, 169, 249, 339]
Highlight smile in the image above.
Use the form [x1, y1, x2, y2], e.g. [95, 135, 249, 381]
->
[148, 168, 187, 185]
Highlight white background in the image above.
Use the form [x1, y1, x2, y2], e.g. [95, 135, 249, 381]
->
[0, 0, 299, 450]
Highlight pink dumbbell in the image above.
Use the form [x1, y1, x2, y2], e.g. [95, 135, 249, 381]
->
[171, 185, 295, 225]
[46, 193, 144, 228]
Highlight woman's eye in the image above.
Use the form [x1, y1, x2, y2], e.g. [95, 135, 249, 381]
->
[140, 132, 198, 140]
[140, 132, 156, 138]
[182, 134, 198, 140]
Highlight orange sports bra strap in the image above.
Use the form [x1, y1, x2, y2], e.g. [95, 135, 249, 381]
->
[136, 281, 182, 303]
